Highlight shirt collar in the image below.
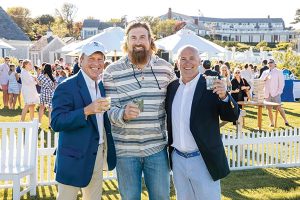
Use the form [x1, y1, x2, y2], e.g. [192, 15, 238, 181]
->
[179, 72, 201, 86]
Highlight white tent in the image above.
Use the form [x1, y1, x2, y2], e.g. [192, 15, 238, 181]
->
[60, 27, 125, 55]
[155, 29, 226, 58]
[0, 39, 16, 50]
[0, 39, 16, 57]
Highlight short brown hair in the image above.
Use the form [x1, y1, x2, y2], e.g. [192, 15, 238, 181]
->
[122, 21, 157, 54]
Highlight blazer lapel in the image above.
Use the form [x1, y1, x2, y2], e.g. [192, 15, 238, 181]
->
[168, 80, 180, 113]
[190, 74, 206, 117]
[77, 71, 98, 131]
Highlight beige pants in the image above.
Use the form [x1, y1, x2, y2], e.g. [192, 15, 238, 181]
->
[56, 144, 104, 200]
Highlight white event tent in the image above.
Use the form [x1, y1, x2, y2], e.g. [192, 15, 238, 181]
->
[60, 27, 125, 57]
[155, 29, 227, 60]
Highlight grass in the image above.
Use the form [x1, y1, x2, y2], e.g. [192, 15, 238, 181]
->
[0, 91, 300, 199]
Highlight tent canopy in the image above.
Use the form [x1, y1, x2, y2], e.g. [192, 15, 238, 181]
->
[155, 29, 226, 57]
[0, 39, 16, 50]
[60, 27, 125, 54]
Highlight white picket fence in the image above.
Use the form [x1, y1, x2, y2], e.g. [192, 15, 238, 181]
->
[223, 127, 300, 170]
[36, 131, 117, 186]
[1, 127, 300, 188]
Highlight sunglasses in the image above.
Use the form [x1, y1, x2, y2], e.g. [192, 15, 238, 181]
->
[235, 72, 240, 74]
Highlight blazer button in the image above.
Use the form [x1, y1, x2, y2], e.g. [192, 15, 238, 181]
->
[95, 137, 99, 141]
[93, 152, 97, 155]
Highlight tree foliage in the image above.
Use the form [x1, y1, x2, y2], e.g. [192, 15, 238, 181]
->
[7, 7, 33, 34]
[35, 14, 55, 28]
[155, 19, 177, 39]
[273, 49, 300, 77]
[292, 9, 300, 24]
[135, 16, 160, 38]
[55, 3, 78, 36]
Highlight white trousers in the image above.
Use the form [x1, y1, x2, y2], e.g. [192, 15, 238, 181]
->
[56, 145, 104, 200]
[172, 150, 221, 200]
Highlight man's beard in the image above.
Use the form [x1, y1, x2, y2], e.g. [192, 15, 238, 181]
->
[130, 45, 149, 66]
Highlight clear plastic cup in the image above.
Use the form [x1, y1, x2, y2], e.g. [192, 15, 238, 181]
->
[206, 76, 218, 90]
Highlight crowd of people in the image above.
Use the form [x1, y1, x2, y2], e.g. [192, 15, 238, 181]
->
[0, 21, 294, 200]
[183, 57, 291, 127]
[0, 56, 82, 127]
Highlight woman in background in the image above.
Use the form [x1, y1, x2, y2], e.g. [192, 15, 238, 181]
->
[231, 67, 251, 108]
[20, 59, 39, 121]
[38, 63, 56, 128]
[220, 64, 232, 92]
[7, 64, 20, 109]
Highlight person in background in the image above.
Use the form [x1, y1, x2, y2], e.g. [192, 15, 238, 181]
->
[174, 62, 181, 78]
[38, 63, 56, 128]
[104, 59, 112, 70]
[253, 65, 259, 78]
[72, 57, 80, 75]
[0, 57, 10, 109]
[57, 69, 68, 85]
[231, 67, 251, 107]
[20, 59, 40, 121]
[16, 59, 23, 108]
[203, 60, 219, 76]
[212, 64, 220, 75]
[259, 59, 268, 78]
[34, 65, 42, 94]
[59, 57, 65, 67]
[260, 59, 290, 127]
[103, 21, 176, 200]
[166, 45, 239, 200]
[8, 64, 20, 109]
[220, 64, 232, 92]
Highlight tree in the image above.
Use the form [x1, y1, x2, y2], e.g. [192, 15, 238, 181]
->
[136, 16, 160, 36]
[7, 7, 33, 34]
[55, 3, 78, 36]
[50, 18, 69, 38]
[256, 41, 268, 50]
[275, 42, 293, 51]
[292, 9, 300, 24]
[73, 21, 83, 39]
[155, 19, 177, 39]
[35, 14, 55, 28]
[108, 18, 121, 23]
[273, 48, 300, 78]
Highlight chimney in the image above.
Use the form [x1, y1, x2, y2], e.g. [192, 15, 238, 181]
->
[267, 15, 270, 19]
[46, 27, 53, 38]
[194, 18, 199, 25]
[168, 8, 172, 19]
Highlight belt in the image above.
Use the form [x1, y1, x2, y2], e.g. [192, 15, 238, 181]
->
[174, 148, 200, 158]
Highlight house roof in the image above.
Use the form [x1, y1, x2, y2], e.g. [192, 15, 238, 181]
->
[0, 6, 30, 41]
[159, 11, 194, 21]
[30, 35, 55, 51]
[83, 19, 100, 28]
[193, 16, 284, 24]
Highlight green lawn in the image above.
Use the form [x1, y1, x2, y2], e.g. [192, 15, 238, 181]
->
[1, 91, 300, 199]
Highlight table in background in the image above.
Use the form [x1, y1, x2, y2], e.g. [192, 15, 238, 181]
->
[238, 101, 280, 130]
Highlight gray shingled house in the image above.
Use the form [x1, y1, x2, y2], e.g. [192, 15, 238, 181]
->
[0, 6, 31, 59]
[29, 29, 66, 66]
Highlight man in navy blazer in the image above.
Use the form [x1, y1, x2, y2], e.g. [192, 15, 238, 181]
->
[166, 46, 239, 200]
[51, 41, 116, 200]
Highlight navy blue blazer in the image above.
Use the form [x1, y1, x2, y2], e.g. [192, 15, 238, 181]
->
[166, 74, 239, 181]
[51, 71, 116, 187]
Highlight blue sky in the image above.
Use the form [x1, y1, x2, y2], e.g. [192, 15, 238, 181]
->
[2, 0, 300, 29]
